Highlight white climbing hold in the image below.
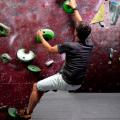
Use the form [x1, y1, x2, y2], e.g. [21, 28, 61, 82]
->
[17, 48, 35, 62]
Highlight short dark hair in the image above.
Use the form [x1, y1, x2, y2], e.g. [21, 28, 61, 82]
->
[76, 21, 91, 44]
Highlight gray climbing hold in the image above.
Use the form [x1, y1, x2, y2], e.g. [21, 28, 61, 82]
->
[0, 53, 12, 63]
[109, 48, 114, 60]
[108, 48, 117, 64]
[109, 1, 120, 25]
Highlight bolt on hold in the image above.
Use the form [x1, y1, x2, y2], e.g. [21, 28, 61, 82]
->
[45, 59, 54, 67]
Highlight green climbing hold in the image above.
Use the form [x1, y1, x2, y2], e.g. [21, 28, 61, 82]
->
[8, 108, 18, 118]
[63, 0, 74, 14]
[0, 53, 12, 63]
[0, 23, 10, 37]
[27, 65, 41, 73]
[35, 35, 41, 43]
[35, 29, 55, 43]
[0, 28, 8, 37]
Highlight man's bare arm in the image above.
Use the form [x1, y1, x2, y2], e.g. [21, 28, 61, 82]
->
[69, 0, 83, 26]
[37, 30, 59, 53]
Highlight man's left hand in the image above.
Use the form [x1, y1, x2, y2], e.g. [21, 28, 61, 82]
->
[37, 30, 44, 39]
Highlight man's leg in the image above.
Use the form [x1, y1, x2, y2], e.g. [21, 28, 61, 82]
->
[20, 74, 61, 117]
[19, 73, 81, 118]
[27, 83, 44, 115]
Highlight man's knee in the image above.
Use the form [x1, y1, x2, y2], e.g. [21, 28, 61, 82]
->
[33, 83, 45, 93]
[33, 83, 38, 91]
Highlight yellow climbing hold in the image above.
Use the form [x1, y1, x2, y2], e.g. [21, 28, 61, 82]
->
[90, 3, 105, 24]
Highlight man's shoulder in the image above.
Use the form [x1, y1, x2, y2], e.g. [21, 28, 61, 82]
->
[64, 41, 80, 45]
[85, 38, 94, 47]
[62, 41, 77, 47]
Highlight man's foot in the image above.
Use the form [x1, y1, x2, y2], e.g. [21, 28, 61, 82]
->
[18, 108, 31, 119]
[0, 105, 8, 112]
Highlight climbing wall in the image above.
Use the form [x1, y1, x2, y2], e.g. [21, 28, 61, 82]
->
[0, 0, 120, 118]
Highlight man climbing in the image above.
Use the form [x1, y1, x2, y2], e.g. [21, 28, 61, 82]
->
[19, 0, 93, 119]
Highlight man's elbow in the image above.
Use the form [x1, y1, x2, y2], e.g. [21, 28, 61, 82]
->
[48, 47, 54, 53]
[48, 46, 58, 53]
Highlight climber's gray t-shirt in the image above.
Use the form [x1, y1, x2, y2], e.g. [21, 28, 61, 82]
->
[58, 40, 93, 85]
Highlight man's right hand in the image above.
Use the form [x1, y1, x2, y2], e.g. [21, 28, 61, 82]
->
[68, 0, 77, 9]
[67, 0, 83, 26]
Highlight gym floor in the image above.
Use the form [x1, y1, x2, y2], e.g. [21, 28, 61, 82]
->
[31, 92, 120, 120]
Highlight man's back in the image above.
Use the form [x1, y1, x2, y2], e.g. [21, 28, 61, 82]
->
[58, 40, 93, 85]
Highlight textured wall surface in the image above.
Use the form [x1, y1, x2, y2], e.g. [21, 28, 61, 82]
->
[0, 0, 120, 117]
